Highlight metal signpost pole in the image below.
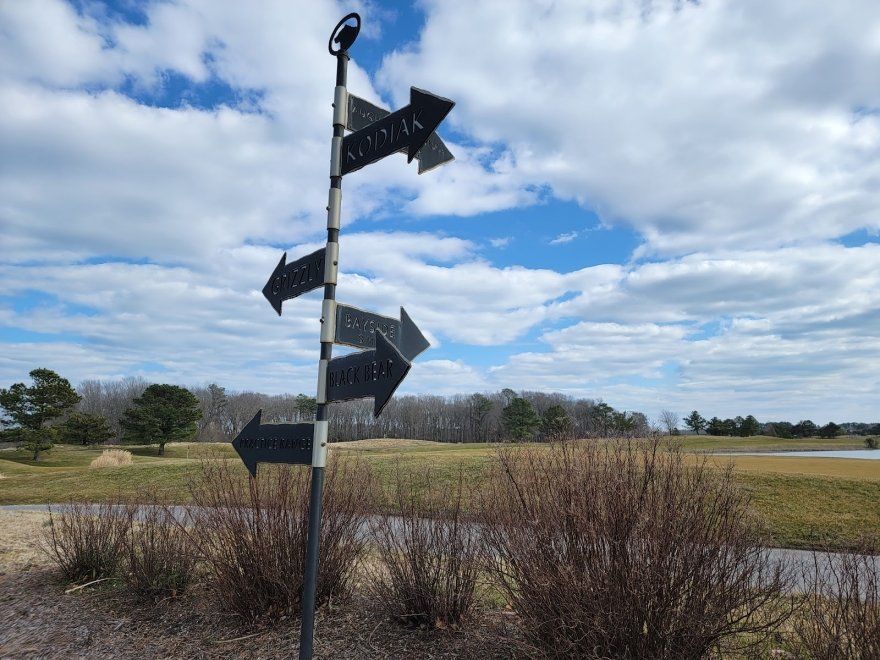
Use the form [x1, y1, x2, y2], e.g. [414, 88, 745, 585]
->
[298, 14, 359, 660]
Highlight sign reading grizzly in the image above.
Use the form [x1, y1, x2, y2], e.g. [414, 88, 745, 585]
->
[262, 248, 326, 316]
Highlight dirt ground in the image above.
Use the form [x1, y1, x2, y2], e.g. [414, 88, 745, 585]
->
[0, 510, 520, 659]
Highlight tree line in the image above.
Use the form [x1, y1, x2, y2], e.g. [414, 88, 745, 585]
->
[3, 368, 876, 460]
[680, 410, 879, 439]
[0, 369, 202, 459]
[75, 379, 652, 443]
[1, 369, 655, 458]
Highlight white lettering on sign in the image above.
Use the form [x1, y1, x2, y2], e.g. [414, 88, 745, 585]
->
[271, 254, 324, 296]
[346, 109, 425, 164]
[343, 312, 398, 340]
[327, 359, 395, 389]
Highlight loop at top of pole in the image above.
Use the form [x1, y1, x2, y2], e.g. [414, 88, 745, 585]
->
[329, 13, 361, 55]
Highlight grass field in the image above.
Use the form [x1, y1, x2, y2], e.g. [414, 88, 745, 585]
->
[1, 436, 877, 550]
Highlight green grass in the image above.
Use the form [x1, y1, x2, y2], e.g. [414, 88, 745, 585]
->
[2, 439, 878, 550]
[0, 443, 234, 504]
[734, 471, 880, 549]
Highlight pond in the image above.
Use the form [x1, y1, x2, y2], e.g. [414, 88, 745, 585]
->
[717, 449, 880, 460]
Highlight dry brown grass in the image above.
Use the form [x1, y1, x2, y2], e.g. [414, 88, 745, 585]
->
[89, 448, 133, 469]
[704, 454, 880, 481]
[0, 510, 47, 572]
[332, 438, 439, 451]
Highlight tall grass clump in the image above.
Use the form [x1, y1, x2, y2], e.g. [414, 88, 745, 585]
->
[367, 464, 481, 629]
[41, 501, 129, 583]
[123, 497, 196, 601]
[90, 448, 132, 468]
[791, 537, 879, 658]
[479, 439, 792, 659]
[186, 457, 374, 622]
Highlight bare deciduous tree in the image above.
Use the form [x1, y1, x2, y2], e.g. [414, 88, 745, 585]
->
[659, 409, 679, 435]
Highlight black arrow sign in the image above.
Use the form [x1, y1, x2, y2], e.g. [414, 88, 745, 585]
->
[335, 304, 429, 361]
[232, 410, 313, 477]
[341, 87, 454, 176]
[326, 331, 411, 416]
[262, 248, 326, 316]
[347, 94, 454, 174]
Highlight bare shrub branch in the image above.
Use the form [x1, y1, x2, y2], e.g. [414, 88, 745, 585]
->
[41, 501, 129, 583]
[367, 463, 481, 629]
[122, 494, 197, 601]
[792, 536, 879, 658]
[479, 439, 792, 659]
[185, 456, 373, 623]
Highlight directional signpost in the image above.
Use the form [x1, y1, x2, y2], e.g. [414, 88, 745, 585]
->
[325, 331, 411, 416]
[341, 86, 454, 175]
[232, 411, 313, 476]
[237, 13, 454, 659]
[335, 304, 430, 360]
[262, 248, 326, 316]
[347, 94, 454, 174]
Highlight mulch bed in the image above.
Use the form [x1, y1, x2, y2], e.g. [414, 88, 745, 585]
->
[0, 513, 524, 659]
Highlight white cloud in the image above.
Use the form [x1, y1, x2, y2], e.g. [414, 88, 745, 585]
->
[1, 0, 879, 426]
[550, 231, 578, 245]
[0, 0, 119, 87]
[378, 0, 880, 255]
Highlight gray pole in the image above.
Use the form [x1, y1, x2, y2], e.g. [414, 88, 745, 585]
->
[298, 14, 358, 660]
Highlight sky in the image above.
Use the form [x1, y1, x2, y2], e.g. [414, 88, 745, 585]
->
[1, 0, 878, 426]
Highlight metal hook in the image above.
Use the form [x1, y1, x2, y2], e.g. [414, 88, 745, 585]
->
[328, 13, 361, 55]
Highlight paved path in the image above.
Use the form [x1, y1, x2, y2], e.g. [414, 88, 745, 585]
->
[4, 504, 875, 594]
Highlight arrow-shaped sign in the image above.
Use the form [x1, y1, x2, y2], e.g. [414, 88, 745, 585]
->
[262, 248, 326, 316]
[232, 410, 314, 477]
[347, 94, 454, 174]
[341, 87, 454, 176]
[326, 331, 410, 416]
[335, 304, 429, 361]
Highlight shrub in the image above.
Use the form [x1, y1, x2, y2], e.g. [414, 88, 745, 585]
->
[41, 501, 129, 582]
[479, 439, 792, 659]
[186, 456, 374, 622]
[90, 448, 132, 468]
[367, 463, 480, 629]
[791, 537, 879, 658]
[123, 499, 196, 601]
[865, 437, 878, 450]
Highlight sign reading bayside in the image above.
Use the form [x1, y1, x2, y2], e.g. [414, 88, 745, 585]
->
[335, 304, 429, 361]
